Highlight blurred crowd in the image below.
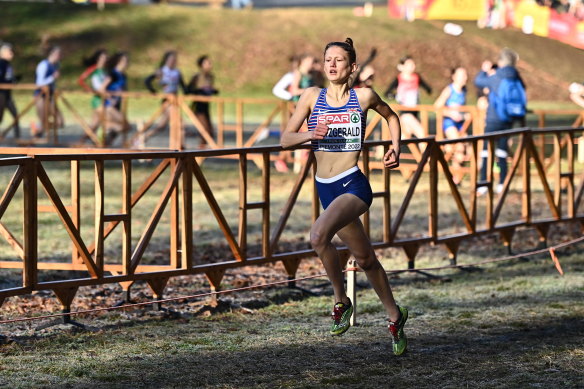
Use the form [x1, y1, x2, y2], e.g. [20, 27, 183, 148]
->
[1, 40, 583, 173]
[0, 43, 219, 148]
[479, 0, 584, 29]
[270, 45, 582, 191]
[536, 0, 584, 20]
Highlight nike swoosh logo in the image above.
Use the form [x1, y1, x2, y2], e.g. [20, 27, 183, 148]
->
[342, 180, 352, 187]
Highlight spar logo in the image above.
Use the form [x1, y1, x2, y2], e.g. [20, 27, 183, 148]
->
[318, 112, 361, 124]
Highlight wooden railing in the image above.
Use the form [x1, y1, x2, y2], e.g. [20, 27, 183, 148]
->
[0, 126, 582, 312]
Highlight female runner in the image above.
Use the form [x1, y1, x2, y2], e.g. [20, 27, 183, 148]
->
[78, 49, 108, 140]
[99, 52, 130, 145]
[433, 66, 469, 185]
[34, 45, 64, 137]
[187, 55, 219, 148]
[141, 50, 186, 146]
[281, 38, 409, 356]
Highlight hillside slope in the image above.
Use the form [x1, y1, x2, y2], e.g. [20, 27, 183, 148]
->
[1, 3, 583, 102]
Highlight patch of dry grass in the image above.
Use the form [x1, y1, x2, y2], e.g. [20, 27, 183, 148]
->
[0, 248, 582, 388]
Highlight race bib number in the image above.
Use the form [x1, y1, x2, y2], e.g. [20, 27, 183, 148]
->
[315, 112, 362, 151]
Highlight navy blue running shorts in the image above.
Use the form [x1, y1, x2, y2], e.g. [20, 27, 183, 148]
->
[315, 166, 373, 210]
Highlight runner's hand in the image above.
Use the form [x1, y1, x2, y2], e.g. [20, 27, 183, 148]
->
[312, 120, 330, 140]
[383, 148, 400, 169]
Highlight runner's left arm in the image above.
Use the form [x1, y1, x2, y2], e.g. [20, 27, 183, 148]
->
[362, 88, 401, 169]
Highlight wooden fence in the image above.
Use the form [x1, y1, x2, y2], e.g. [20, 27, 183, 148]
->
[4, 85, 583, 174]
[0, 126, 582, 313]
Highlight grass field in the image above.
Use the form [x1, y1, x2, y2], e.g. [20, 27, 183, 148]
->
[0, 238, 582, 388]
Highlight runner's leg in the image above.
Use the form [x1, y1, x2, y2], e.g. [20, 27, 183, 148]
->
[310, 193, 368, 305]
[336, 217, 401, 321]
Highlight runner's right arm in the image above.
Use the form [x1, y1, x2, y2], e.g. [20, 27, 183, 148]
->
[281, 88, 327, 148]
[78, 65, 96, 93]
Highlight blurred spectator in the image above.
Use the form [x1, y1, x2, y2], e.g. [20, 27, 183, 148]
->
[272, 55, 298, 101]
[434, 66, 470, 184]
[100, 51, 130, 145]
[231, 0, 251, 9]
[78, 49, 108, 141]
[384, 55, 432, 140]
[187, 55, 219, 148]
[34, 45, 63, 138]
[568, 81, 584, 108]
[140, 50, 186, 147]
[350, 47, 377, 89]
[0, 43, 20, 138]
[353, 65, 375, 89]
[535, 0, 584, 19]
[474, 48, 526, 195]
[290, 54, 315, 102]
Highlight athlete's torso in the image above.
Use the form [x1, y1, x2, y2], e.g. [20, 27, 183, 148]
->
[0, 59, 14, 96]
[160, 66, 181, 94]
[0, 59, 14, 83]
[107, 70, 126, 92]
[36, 59, 58, 92]
[90, 68, 106, 92]
[291, 73, 314, 102]
[308, 88, 367, 178]
[445, 84, 466, 108]
[396, 73, 420, 107]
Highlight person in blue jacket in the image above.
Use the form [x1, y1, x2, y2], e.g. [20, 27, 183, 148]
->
[474, 48, 526, 195]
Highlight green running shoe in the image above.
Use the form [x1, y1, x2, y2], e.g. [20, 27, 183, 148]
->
[388, 305, 408, 355]
[330, 300, 353, 336]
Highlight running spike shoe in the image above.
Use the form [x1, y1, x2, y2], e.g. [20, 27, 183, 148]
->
[330, 300, 353, 336]
[388, 305, 409, 355]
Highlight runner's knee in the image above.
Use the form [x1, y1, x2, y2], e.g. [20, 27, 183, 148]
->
[355, 255, 381, 272]
[353, 250, 380, 271]
[310, 227, 330, 251]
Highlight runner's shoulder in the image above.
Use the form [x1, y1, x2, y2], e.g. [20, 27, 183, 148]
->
[305, 86, 322, 97]
[354, 87, 378, 106]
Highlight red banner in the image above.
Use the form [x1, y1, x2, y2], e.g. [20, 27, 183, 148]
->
[548, 10, 584, 50]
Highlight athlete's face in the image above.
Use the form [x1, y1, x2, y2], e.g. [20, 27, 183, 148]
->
[0, 47, 13, 61]
[48, 48, 61, 64]
[401, 59, 416, 74]
[117, 55, 128, 71]
[452, 67, 467, 85]
[97, 53, 107, 68]
[201, 58, 212, 72]
[324, 46, 355, 83]
[166, 54, 177, 68]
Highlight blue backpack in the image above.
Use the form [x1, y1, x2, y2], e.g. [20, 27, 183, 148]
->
[494, 78, 527, 122]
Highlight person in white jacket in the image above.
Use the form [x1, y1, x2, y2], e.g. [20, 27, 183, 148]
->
[272, 55, 298, 101]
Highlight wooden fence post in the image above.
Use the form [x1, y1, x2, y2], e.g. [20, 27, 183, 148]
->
[23, 159, 38, 289]
[346, 258, 357, 326]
